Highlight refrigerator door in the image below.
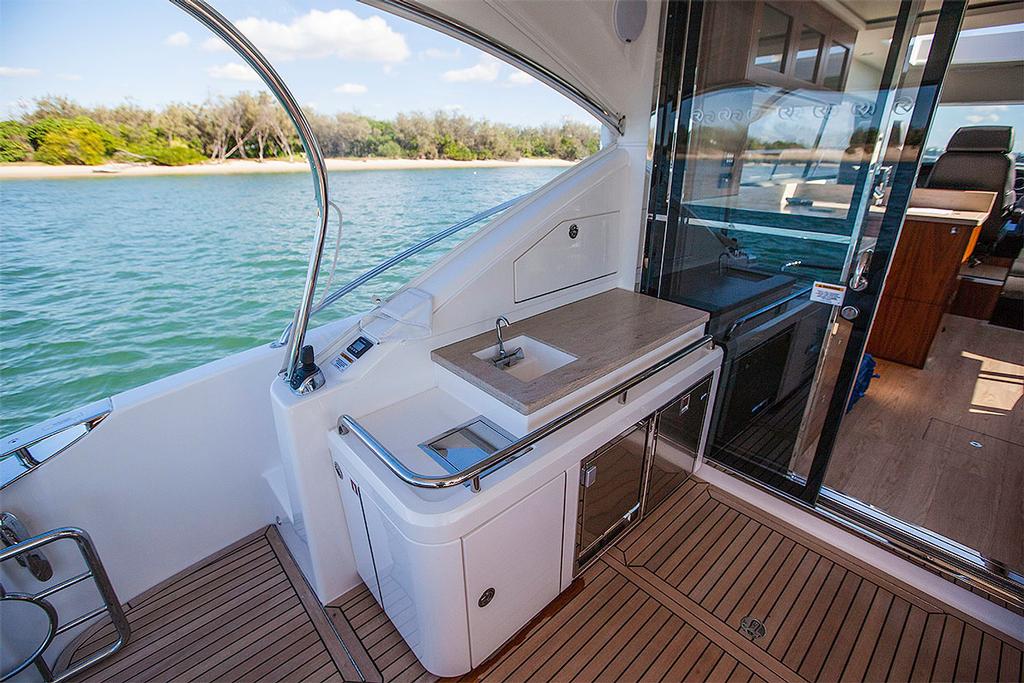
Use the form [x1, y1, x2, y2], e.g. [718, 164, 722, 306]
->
[575, 421, 648, 572]
[648, 374, 713, 514]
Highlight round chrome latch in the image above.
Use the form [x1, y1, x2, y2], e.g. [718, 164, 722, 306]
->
[478, 587, 495, 608]
[840, 305, 859, 321]
[568, 224, 579, 239]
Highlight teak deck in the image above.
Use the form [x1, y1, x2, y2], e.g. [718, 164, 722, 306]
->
[57, 527, 363, 683]
[62, 479, 1023, 682]
[332, 478, 1023, 683]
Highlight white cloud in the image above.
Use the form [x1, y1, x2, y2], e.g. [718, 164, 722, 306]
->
[334, 83, 368, 95]
[221, 10, 409, 62]
[56, 73, 82, 81]
[421, 47, 461, 60]
[506, 71, 535, 86]
[0, 66, 40, 78]
[443, 56, 501, 83]
[164, 31, 191, 47]
[201, 37, 229, 52]
[442, 104, 463, 112]
[966, 113, 1001, 124]
[207, 62, 259, 82]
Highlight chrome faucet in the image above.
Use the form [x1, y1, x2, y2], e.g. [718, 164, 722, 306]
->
[491, 316, 524, 368]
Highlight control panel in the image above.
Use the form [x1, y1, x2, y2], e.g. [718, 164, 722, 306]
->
[332, 335, 375, 372]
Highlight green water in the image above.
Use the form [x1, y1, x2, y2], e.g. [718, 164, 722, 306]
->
[0, 167, 565, 435]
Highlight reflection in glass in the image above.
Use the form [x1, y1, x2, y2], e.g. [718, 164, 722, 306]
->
[683, 85, 877, 227]
[795, 27, 824, 81]
[823, 44, 850, 90]
[755, 5, 791, 72]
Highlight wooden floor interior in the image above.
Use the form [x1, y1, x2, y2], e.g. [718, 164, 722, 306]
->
[330, 477, 1024, 683]
[807, 314, 1024, 569]
[57, 526, 365, 683]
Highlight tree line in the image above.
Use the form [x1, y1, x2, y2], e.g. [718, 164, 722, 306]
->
[0, 94, 600, 166]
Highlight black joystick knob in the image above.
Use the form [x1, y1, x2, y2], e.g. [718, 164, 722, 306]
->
[300, 345, 316, 369]
[290, 344, 322, 391]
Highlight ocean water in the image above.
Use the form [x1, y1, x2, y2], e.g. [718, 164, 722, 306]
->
[0, 166, 565, 436]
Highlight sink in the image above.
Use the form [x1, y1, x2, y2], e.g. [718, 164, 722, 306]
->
[473, 335, 577, 383]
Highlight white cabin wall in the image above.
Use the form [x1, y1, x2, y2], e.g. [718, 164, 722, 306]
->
[0, 340, 292, 663]
[614, 0, 662, 293]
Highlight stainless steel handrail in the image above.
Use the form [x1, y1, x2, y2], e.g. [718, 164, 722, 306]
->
[272, 194, 527, 348]
[338, 333, 715, 492]
[724, 286, 813, 341]
[169, 0, 329, 389]
[0, 527, 130, 682]
[1, 399, 112, 491]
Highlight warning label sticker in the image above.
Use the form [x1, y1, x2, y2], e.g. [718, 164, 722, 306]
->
[809, 281, 847, 306]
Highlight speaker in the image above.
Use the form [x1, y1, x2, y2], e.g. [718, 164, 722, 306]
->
[613, 0, 647, 43]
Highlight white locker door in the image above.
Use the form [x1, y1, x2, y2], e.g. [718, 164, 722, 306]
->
[462, 475, 565, 666]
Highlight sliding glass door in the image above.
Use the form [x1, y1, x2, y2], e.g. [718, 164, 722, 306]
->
[643, 0, 966, 501]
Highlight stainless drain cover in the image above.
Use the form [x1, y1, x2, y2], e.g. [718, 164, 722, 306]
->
[739, 616, 766, 640]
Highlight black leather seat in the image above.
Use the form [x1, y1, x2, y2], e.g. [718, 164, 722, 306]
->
[924, 125, 1016, 247]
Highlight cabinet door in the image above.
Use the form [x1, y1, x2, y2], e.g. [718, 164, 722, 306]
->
[335, 466, 383, 606]
[462, 475, 565, 666]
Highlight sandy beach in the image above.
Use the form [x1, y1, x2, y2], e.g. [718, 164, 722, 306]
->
[0, 157, 576, 180]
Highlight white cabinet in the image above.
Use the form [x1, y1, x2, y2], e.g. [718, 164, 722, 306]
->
[335, 453, 566, 675]
[363, 496, 469, 676]
[334, 466, 382, 606]
[462, 474, 566, 666]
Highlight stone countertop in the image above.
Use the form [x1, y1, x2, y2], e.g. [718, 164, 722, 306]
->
[431, 289, 708, 415]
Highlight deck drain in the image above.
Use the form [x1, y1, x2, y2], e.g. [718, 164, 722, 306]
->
[739, 616, 766, 641]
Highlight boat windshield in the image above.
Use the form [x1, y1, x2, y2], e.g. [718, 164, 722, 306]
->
[924, 104, 1024, 163]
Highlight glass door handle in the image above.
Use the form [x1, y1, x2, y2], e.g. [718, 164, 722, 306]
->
[849, 248, 873, 291]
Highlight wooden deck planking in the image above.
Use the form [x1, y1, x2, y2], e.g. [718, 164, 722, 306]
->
[616, 478, 1023, 683]
[328, 476, 1021, 682]
[80, 476, 1018, 683]
[59, 526, 362, 683]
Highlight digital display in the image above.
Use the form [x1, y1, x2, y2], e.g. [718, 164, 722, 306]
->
[347, 336, 373, 359]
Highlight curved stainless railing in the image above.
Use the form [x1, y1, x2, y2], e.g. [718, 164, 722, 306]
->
[1, 399, 112, 490]
[338, 334, 715, 492]
[170, 0, 329, 390]
[272, 194, 527, 348]
[0, 527, 130, 682]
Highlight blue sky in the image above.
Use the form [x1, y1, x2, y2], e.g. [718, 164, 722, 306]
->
[0, 0, 592, 126]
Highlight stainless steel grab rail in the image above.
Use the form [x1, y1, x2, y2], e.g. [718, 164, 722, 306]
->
[169, 0, 329, 390]
[0, 527, 130, 682]
[338, 334, 715, 492]
[273, 194, 527, 348]
[1, 399, 112, 491]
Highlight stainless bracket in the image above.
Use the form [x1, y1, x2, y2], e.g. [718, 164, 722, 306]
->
[0, 512, 53, 582]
